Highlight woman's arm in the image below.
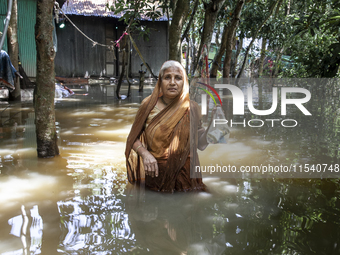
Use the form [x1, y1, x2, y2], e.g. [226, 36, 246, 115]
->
[133, 139, 159, 178]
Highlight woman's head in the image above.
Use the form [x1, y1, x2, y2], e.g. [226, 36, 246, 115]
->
[158, 60, 189, 100]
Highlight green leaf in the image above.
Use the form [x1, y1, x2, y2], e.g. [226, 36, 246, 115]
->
[113, 6, 124, 14]
[324, 20, 340, 31]
[308, 8, 321, 14]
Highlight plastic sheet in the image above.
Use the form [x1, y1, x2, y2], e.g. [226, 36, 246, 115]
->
[207, 106, 230, 144]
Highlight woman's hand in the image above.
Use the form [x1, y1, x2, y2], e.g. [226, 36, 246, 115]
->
[133, 139, 159, 178]
[140, 149, 159, 178]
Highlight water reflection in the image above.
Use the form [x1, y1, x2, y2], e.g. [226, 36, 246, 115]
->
[7, 205, 43, 254]
[0, 82, 339, 254]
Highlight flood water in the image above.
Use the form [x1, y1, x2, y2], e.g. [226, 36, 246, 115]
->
[0, 80, 340, 255]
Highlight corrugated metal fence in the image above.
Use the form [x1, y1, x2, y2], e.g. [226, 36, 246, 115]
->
[0, 0, 37, 77]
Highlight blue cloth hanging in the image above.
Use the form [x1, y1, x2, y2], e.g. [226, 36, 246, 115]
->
[0, 50, 16, 91]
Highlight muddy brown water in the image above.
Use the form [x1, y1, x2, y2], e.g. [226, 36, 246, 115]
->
[0, 81, 339, 254]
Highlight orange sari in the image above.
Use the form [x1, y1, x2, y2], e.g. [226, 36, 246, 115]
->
[125, 66, 206, 192]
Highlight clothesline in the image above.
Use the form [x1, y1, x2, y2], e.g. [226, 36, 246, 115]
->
[54, 2, 126, 52]
[53, 2, 156, 78]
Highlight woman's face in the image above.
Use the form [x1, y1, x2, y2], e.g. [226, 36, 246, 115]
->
[160, 66, 184, 100]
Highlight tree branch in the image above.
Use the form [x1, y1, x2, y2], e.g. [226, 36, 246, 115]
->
[181, 0, 199, 42]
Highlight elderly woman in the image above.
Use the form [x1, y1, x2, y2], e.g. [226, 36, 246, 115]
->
[125, 60, 210, 192]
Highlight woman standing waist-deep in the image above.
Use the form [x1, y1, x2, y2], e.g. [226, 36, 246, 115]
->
[125, 60, 210, 192]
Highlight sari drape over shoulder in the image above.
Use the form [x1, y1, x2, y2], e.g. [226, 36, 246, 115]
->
[125, 64, 206, 192]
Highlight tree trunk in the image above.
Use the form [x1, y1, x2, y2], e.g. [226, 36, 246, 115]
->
[169, 0, 189, 61]
[116, 50, 125, 98]
[116, 36, 127, 99]
[258, 38, 267, 77]
[191, 22, 197, 72]
[223, 29, 236, 78]
[210, 24, 228, 78]
[126, 36, 131, 97]
[222, 0, 245, 78]
[181, 0, 199, 42]
[229, 34, 237, 76]
[7, 0, 21, 101]
[275, 0, 283, 16]
[286, 0, 291, 15]
[191, 0, 226, 75]
[35, 0, 59, 158]
[231, 36, 242, 77]
[237, 0, 280, 78]
[185, 36, 190, 74]
[215, 22, 221, 49]
[273, 47, 283, 77]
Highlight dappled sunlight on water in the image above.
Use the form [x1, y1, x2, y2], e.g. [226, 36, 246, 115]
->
[0, 82, 340, 254]
[0, 173, 59, 210]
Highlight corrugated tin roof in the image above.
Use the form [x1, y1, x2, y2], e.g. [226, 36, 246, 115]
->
[61, 0, 168, 21]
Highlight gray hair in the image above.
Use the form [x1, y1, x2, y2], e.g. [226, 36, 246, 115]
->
[158, 60, 189, 96]
[159, 60, 187, 79]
